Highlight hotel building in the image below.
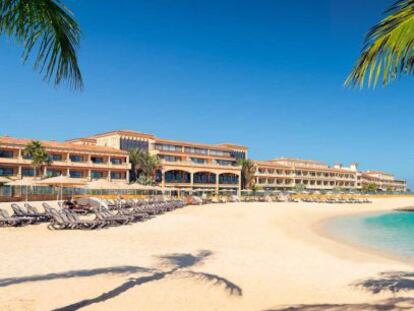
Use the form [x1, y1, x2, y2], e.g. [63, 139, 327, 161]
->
[254, 158, 361, 191]
[361, 171, 407, 192]
[88, 130, 247, 192]
[0, 130, 407, 193]
[254, 158, 408, 192]
[0, 136, 130, 182]
[0, 130, 247, 192]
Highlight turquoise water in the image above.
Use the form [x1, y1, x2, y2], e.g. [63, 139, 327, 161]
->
[326, 211, 414, 260]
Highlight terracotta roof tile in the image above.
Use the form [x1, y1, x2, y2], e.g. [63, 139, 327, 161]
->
[90, 130, 155, 139]
[0, 136, 127, 155]
[154, 138, 242, 152]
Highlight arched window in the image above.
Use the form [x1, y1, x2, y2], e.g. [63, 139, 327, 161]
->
[219, 173, 239, 185]
[193, 172, 216, 184]
[165, 170, 191, 183]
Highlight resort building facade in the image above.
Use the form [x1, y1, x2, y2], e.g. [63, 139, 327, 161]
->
[0, 130, 407, 193]
[88, 130, 247, 192]
[361, 171, 407, 192]
[254, 158, 407, 192]
[254, 158, 361, 191]
[0, 137, 130, 182]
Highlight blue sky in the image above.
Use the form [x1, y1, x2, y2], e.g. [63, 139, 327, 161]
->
[0, 0, 413, 184]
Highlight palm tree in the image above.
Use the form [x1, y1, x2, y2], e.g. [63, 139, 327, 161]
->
[140, 153, 160, 180]
[0, 0, 82, 89]
[346, 0, 414, 88]
[136, 175, 155, 186]
[128, 149, 160, 183]
[128, 149, 145, 182]
[23, 141, 51, 177]
[238, 159, 256, 190]
[294, 183, 306, 193]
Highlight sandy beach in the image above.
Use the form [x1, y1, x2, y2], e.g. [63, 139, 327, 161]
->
[1, 197, 414, 310]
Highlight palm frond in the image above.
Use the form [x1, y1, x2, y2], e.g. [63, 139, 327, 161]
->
[0, 0, 83, 89]
[128, 149, 161, 182]
[23, 140, 50, 167]
[238, 159, 256, 189]
[346, 0, 414, 88]
[181, 271, 243, 296]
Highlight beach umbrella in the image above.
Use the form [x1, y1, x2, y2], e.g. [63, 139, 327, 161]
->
[6, 178, 38, 187]
[0, 176, 10, 184]
[84, 180, 129, 191]
[35, 176, 87, 202]
[6, 178, 39, 203]
[84, 180, 129, 201]
[36, 176, 87, 187]
[85, 180, 121, 189]
[84, 180, 130, 209]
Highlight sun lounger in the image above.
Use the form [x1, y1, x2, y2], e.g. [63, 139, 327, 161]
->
[134, 205, 159, 216]
[92, 207, 132, 226]
[61, 209, 106, 230]
[45, 206, 104, 230]
[23, 203, 51, 221]
[116, 207, 148, 222]
[14, 203, 50, 221]
[0, 208, 33, 227]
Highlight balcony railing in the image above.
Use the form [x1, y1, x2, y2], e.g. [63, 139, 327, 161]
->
[160, 159, 240, 169]
[0, 157, 131, 170]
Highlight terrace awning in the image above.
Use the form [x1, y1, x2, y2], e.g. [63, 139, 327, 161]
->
[6, 178, 39, 186]
[35, 176, 87, 187]
[84, 180, 129, 190]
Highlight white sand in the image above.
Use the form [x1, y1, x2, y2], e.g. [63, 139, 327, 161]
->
[1, 198, 414, 310]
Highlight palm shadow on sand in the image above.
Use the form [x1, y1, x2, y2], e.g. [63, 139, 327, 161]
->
[0, 250, 242, 311]
[266, 270, 414, 311]
[353, 271, 414, 294]
[0, 266, 153, 288]
[265, 297, 414, 311]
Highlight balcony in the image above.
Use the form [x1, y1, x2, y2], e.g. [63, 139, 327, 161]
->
[0, 157, 130, 169]
[255, 171, 295, 177]
[0, 157, 21, 165]
[257, 182, 294, 188]
[160, 159, 240, 170]
[64, 160, 130, 169]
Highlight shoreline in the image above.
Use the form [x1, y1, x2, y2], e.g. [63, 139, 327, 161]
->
[313, 208, 414, 267]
